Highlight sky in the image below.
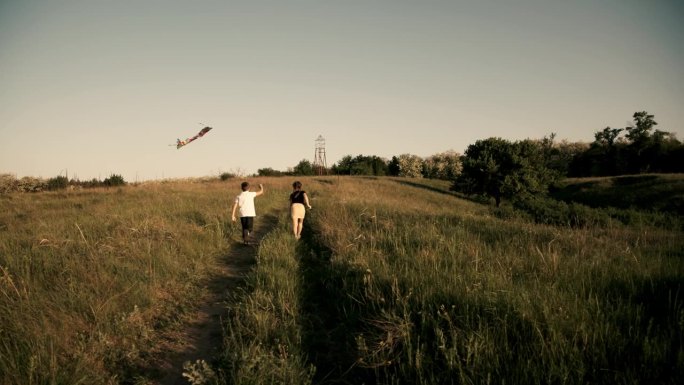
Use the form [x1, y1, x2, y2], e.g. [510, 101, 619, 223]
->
[1, 0, 683, 181]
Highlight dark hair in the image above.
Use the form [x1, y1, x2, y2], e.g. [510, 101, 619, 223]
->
[292, 181, 302, 190]
[241, 181, 249, 191]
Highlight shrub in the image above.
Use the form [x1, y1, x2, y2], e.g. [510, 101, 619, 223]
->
[512, 195, 611, 228]
[0, 174, 18, 194]
[256, 168, 285, 177]
[18, 177, 46, 192]
[422, 150, 462, 180]
[395, 154, 423, 178]
[220, 172, 236, 181]
[103, 174, 125, 187]
[47, 176, 69, 191]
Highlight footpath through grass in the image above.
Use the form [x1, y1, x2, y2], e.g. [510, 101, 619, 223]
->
[2, 176, 682, 384]
[221, 176, 684, 385]
[0, 179, 286, 385]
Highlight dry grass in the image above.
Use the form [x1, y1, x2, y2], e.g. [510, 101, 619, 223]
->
[2, 176, 682, 384]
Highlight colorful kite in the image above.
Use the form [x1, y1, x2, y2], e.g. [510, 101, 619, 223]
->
[175, 126, 213, 149]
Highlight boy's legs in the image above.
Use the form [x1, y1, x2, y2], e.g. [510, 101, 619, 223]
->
[240, 217, 254, 243]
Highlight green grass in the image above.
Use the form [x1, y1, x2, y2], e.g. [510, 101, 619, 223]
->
[221, 176, 683, 384]
[0, 180, 274, 384]
[551, 173, 684, 215]
[2, 176, 683, 384]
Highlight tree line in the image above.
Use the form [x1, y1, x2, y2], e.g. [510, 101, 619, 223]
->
[270, 111, 682, 207]
[4, 111, 681, 202]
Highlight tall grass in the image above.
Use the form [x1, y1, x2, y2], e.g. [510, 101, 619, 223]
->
[0, 180, 269, 384]
[3, 176, 682, 384]
[219, 179, 315, 385]
[220, 176, 683, 384]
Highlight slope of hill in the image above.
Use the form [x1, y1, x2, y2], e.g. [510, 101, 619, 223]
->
[550, 173, 684, 215]
[1, 176, 682, 385]
[222, 176, 684, 385]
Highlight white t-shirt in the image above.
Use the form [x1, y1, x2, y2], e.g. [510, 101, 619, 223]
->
[235, 191, 258, 217]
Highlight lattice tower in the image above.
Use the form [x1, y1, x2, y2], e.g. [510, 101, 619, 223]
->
[313, 135, 327, 175]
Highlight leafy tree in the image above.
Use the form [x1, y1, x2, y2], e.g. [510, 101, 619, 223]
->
[625, 111, 657, 144]
[47, 175, 69, 190]
[388, 156, 400, 176]
[594, 126, 624, 146]
[0, 174, 19, 194]
[292, 159, 315, 176]
[395, 154, 423, 178]
[548, 139, 590, 177]
[332, 155, 354, 175]
[331, 155, 388, 176]
[452, 138, 558, 206]
[422, 150, 462, 180]
[365, 155, 389, 176]
[103, 174, 125, 187]
[257, 168, 286, 177]
[570, 111, 684, 176]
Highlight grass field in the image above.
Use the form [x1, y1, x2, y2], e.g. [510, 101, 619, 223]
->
[1, 176, 683, 384]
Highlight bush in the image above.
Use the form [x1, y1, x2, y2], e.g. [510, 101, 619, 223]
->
[0, 174, 18, 194]
[256, 168, 285, 177]
[47, 176, 69, 191]
[103, 174, 125, 187]
[18, 177, 47, 192]
[512, 195, 611, 228]
[220, 172, 236, 181]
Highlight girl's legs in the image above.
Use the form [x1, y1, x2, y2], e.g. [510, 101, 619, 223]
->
[296, 218, 303, 239]
[291, 216, 298, 237]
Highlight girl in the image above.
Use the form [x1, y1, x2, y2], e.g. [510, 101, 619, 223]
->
[289, 181, 312, 239]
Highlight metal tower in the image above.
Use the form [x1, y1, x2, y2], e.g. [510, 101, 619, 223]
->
[313, 135, 327, 175]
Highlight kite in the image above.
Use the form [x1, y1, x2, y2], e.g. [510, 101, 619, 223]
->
[175, 126, 213, 149]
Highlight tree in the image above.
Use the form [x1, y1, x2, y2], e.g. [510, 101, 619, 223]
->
[395, 154, 424, 178]
[292, 159, 315, 176]
[422, 150, 462, 180]
[47, 175, 69, 190]
[103, 174, 125, 187]
[452, 138, 558, 207]
[594, 127, 624, 146]
[332, 155, 354, 175]
[331, 155, 388, 176]
[543, 138, 590, 177]
[257, 168, 286, 177]
[625, 111, 657, 144]
[388, 156, 400, 176]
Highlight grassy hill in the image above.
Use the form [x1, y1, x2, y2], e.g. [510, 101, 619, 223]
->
[550, 173, 684, 215]
[1, 176, 682, 384]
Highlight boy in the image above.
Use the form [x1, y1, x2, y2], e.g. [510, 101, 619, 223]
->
[231, 181, 264, 244]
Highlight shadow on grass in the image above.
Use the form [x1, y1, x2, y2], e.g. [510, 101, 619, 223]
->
[391, 178, 492, 206]
[151, 213, 280, 385]
[295, 221, 382, 384]
[590, 274, 684, 383]
[391, 179, 453, 196]
[294, 220, 549, 384]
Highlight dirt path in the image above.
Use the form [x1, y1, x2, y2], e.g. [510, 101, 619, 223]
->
[152, 216, 278, 385]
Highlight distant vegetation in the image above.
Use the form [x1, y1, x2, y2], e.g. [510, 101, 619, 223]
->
[1, 109, 683, 383]
[4, 111, 681, 207]
[551, 174, 684, 215]
[0, 173, 128, 193]
[1, 176, 682, 384]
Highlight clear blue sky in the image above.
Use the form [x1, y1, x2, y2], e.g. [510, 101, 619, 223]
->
[1, 0, 682, 181]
